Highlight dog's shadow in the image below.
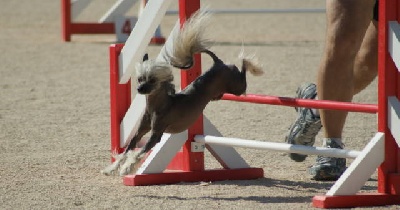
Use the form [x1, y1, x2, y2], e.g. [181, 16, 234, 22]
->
[137, 194, 310, 204]
[134, 177, 377, 204]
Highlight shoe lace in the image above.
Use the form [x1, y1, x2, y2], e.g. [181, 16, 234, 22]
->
[315, 155, 346, 170]
[316, 141, 345, 165]
[299, 113, 321, 144]
[315, 156, 333, 165]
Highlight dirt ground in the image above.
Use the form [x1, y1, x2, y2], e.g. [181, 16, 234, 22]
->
[1, 0, 398, 209]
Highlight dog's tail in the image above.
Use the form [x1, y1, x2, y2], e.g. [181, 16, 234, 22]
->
[239, 50, 264, 76]
[167, 10, 213, 69]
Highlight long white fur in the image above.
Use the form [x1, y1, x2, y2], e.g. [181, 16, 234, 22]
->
[238, 49, 264, 76]
[169, 9, 212, 67]
[136, 60, 174, 83]
[100, 153, 126, 175]
[119, 150, 145, 176]
[170, 10, 264, 76]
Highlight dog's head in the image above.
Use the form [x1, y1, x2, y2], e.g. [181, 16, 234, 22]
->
[135, 54, 174, 95]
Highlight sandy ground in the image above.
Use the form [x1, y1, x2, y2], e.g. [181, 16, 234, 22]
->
[1, 0, 397, 209]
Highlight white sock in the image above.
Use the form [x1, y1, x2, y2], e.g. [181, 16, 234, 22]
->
[322, 138, 344, 148]
[311, 96, 319, 117]
[311, 108, 320, 117]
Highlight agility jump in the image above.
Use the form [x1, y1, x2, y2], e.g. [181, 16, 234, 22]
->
[60, 0, 165, 43]
[107, 0, 400, 208]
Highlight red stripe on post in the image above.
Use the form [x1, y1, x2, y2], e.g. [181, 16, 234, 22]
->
[61, 0, 71, 42]
[177, 0, 204, 172]
[110, 44, 130, 159]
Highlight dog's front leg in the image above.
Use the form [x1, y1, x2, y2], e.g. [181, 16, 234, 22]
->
[102, 135, 148, 176]
[101, 113, 151, 176]
[119, 130, 164, 176]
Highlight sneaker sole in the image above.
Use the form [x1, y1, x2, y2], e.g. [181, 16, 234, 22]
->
[309, 165, 347, 181]
[289, 153, 307, 162]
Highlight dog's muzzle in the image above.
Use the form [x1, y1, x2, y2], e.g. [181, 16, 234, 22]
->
[137, 84, 152, 94]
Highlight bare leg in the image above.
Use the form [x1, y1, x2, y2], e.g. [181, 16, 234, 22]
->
[285, 0, 378, 180]
[317, 0, 376, 138]
[353, 21, 378, 95]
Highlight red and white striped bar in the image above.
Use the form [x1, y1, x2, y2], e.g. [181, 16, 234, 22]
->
[222, 94, 378, 114]
[195, 135, 361, 159]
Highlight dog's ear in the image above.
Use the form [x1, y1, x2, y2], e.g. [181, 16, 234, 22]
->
[143, 53, 149, 62]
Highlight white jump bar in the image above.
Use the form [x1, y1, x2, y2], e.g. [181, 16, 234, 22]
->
[195, 135, 361, 159]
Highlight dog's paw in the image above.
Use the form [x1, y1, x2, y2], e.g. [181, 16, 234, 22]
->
[118, 150, 139, 176]
[101, 164, 118, 176]
[119, 160, 141, 176]
[119, 150, 146, 176]
[119, 165, 133, 176]
[101, 153, 126, 176]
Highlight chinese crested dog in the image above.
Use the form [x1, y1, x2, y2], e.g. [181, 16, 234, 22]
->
[102, 11, 264, 176]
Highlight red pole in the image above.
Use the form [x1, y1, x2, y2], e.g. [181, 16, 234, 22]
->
[178, 0, 203, 171]
[223, 94, 378, 114]
[110, 44, 131, 159]
[61, 0, 71, 42]
[377, 0, 399, 194]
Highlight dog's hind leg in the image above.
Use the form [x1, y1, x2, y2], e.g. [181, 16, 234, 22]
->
[119, 130, 164, 176]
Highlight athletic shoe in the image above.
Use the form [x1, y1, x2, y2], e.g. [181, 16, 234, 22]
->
[285, 83, 322, 162]
[309, 139, 347, 181]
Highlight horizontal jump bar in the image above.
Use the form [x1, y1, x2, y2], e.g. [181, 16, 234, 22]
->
[71, 23, 115, 34]
[166, 8, 325, 15]
[222, 94, 378, 114]
[195, 135, 361, 159]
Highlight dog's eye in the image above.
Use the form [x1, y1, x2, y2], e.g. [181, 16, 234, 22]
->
[138, 77, 144, 83]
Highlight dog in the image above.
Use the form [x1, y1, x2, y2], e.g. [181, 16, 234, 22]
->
[101, 10, 264, 176]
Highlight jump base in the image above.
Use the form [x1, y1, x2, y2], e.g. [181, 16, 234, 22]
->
[123, 168, 264, 186]
[313, 193, 400, 208]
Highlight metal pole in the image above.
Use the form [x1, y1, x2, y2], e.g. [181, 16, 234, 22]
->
[195, 135, 361, 159]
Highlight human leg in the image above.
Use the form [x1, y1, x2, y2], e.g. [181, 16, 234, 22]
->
[317, 0, 375, 138]
[353, 21, 378, 95]
[286, 0, 376, 163]
[306, 23, 377, 180]
[310, 0, 376, 180]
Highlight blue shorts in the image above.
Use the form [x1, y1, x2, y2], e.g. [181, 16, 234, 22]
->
[373, 0, 378, 21]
